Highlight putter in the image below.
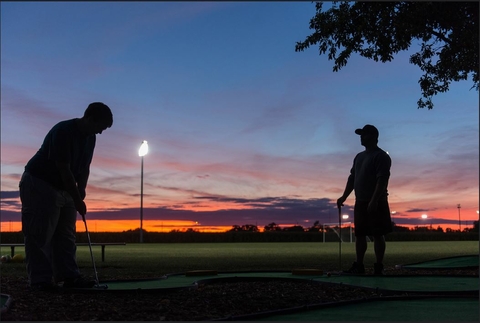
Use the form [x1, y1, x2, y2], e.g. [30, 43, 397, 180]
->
[338, 205, 342, 272]
[83, 217, 108, 289]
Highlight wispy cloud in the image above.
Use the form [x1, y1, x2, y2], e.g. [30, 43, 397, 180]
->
[0, 191, 19, 199]
[406, 208, 435, 213]
[0, 190, 21, 213]
[1, 86, 67, 129]
[1, 2, 477, 231]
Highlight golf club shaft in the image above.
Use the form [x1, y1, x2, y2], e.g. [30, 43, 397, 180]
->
[84, 219, 100, 285]
[338, 205, 342, 271]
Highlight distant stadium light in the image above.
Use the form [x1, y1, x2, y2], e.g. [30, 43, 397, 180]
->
[139, 140, 149, 157]
[139, 140, 148, 243]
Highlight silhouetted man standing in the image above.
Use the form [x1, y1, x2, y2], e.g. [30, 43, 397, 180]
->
[337, 124, 392, 275]
[20, 102, 113, 290]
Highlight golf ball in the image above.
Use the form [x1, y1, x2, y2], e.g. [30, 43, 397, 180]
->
[1, 255, 11, 263]
[12, 254, 24, 263]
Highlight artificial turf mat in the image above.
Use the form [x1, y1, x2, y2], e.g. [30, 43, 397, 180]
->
[83, 271, 478, 295]
[400, 255, 479, 270]
[1, 294, 13, 314]
[256, 297, 479, 321]
[2, 254, 478, 320]
[311, 275, 479, 293]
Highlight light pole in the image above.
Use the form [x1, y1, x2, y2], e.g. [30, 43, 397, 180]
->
[477, 210, 479, 233]
[138, 140, 149, 243]
[457, 204, 461, 232]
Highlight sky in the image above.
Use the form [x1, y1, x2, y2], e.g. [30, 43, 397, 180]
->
[1, 1, 478, 233]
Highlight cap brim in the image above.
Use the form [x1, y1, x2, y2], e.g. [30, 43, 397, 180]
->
[355, 129, 362, 135]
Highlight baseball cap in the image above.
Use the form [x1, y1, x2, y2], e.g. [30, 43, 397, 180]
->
[355, 124, 379, 137]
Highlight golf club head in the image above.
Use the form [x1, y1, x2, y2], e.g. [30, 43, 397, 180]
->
[94, 284, 108, 290]
[328, 271, 343, 276]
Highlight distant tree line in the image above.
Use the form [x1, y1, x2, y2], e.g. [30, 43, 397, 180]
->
[225, 221, 334, 233]
[0, 221, 477, 244]
[221, 221, 480, 234]
[392, 221, 479, 233]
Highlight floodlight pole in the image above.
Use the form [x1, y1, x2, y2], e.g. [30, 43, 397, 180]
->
[140, 155, 144, 243]
[138, 140, 149, 243]
[457, 204, 461, 232]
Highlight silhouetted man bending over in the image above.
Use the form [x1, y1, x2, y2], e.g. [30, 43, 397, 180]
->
[20, 102, 113, 291]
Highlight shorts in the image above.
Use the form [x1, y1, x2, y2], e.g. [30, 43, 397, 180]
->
[354, 199, 392, 236]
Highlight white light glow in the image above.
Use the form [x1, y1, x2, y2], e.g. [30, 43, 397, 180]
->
[139, 140, 149, 157]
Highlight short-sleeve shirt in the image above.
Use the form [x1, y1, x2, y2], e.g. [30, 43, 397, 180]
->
[350, 147, 391, 201]
[25, 118, 96, 190]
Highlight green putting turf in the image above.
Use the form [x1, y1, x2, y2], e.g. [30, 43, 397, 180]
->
[255, 297, 480, 321]
[312, 275, 479, 293]
[2, 246, 478, 320]
[1, 294, 12, 314]
[77, 270, 479, 295]
[400, 255, 479, 269]
[70, 255, 480, 292]
[67, 253, 478, 323]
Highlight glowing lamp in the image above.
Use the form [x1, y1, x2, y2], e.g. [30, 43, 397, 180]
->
[139, 140, 149, 157]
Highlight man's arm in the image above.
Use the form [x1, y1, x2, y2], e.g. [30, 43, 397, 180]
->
[56, 161, 87, 217]
[367, 175, 389, 215]
[337, 174, 354, 208]
[368, 151, 391, 215]
[77, 169, 89, 200]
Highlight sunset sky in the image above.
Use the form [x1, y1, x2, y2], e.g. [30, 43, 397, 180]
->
[1, 2, 478, 233]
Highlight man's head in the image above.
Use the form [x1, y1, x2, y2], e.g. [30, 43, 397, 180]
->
[82, 102, 113, 135]
[355, 124, 379, 147]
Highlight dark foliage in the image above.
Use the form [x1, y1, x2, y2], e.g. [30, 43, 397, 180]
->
[295, 1, 479, 109]
[1, 230, 478, 245]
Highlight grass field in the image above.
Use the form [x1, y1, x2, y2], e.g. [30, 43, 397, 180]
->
[1, 241, 478, 280]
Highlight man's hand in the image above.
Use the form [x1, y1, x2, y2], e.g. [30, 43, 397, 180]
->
[75, 200, 87, 221]
[337, 196, 346, 209]
[367, 200, 378, 216]
[56, 162, 87, 218]
[79, 188, 86, 200]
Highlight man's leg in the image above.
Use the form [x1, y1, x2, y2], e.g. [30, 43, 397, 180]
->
[343, 235, 367, 273]
[372, 235, 386, 275]
[344, 200, 368, 273]
[20, 172, 59, 286]
[52, 191, 81, 283]
[355, 235, 368, 264]
[373, 235, 386, 264]
[353, 200, 369, 265]
[371, 199, 391, 275]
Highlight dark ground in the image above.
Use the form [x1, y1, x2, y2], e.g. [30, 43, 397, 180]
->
[1, 267, 478, 321]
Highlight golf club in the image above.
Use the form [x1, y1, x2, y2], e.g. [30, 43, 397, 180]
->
[338, 204, 342, 272]
[83, 217, 108, 289]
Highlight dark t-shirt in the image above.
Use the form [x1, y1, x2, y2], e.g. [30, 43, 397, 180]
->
[25, 118, 96, 190]
[350, 147, 391, 201]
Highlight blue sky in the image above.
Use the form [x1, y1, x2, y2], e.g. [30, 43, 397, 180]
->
[1, 1, 478, 231]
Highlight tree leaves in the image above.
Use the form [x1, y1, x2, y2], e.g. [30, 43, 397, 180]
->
[296, 1, 479, 109]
